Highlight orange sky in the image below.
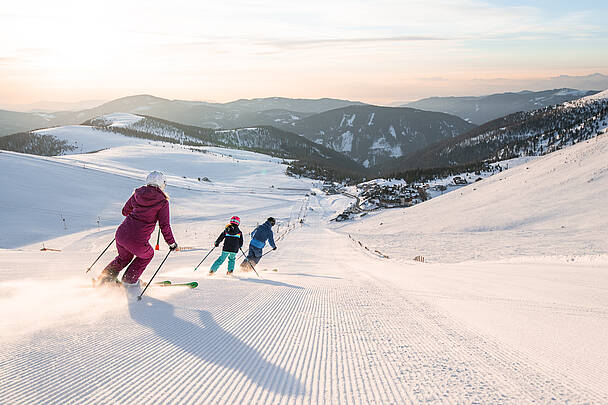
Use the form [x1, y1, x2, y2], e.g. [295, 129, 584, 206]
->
[1, 1, 607, 106]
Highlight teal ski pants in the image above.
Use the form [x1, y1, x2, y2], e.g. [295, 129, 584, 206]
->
[210, 251, 237, 272]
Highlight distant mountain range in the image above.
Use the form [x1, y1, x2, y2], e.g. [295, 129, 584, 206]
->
[2, 90, 606, 181]
[0, 113, 364, 176]
[0, 95, 365, 137]
[292, 105, 475, 167]
[0, 95, 474, 169]
[0, 99, 106, 113]
[386, 90, 608, 173]
[405, 88, 599, 124]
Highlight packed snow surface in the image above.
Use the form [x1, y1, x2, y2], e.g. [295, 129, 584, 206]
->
[1, 134, 607, 404]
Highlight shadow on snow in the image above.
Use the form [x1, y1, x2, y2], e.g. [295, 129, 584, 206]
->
[237, 277, 304, 289]
[128, 295, 305, 397]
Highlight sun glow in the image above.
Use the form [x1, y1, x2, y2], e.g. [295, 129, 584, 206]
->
[1, 0, 607, 105]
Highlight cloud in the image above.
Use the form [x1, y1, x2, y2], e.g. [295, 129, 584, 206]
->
[417, 76, 449, 82]
[260, 35, 448, 51]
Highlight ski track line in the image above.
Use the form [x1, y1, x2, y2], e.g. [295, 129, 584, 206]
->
[200, 287, 293, 403]
[157, 286, 281, 404]
[355, 265, 608, 403]
[3, 218, 608, 403]
[2, 268, 604, 402]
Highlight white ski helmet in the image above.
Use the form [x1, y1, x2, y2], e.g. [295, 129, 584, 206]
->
[146, 171, 167, 190]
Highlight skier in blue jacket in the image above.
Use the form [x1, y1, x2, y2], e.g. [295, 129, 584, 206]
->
[241, 217, 277, 271]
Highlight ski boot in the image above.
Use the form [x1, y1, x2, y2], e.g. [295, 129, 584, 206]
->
[94, 266, 120, 287]
[122, 279, 142, 299]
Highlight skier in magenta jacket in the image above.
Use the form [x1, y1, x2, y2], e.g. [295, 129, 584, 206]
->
[97, 171, 178, 287]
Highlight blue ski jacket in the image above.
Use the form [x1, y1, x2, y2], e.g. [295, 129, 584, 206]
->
[250, 221, 276, 249]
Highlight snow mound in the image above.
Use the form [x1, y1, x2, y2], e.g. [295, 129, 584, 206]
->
[33, 125, 147, 154]
[96, 113, 144, 128]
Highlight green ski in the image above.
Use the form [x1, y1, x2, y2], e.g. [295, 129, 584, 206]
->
[156, 281, 199, 289]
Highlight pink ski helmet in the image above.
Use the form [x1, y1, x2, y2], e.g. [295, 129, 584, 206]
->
[230, 216, 240, 225]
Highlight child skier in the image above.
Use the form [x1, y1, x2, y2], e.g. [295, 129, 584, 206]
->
[96, 171, 178, 288]
[240, 217, 277, 271]
[209, 216, 243, 275]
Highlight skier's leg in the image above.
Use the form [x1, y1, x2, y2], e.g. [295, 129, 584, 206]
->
[100, 242, 133, 280]
[248, 254, 262, 266]
[210, 251, 229, 273]
[240, 244, 255, 270]
[244, 246, 262, 269]
[122, 243, 154, 284]
[227, 252, 236, 272]
[252, 246, 263, 265]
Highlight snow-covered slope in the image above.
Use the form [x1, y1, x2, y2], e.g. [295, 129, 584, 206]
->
[342, 133, 608, 262]
[1, 113, 364, 175]
[92, 112, 144, 127]
[575, 88, 608, 102]
[1, 138, 607, 403]
[0, 144, 312, 248]
[33, 124, 149, 153]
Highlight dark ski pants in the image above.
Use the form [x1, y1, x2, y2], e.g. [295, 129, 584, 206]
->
[242, 245, 263, 268]
[104, 240, 154, 284]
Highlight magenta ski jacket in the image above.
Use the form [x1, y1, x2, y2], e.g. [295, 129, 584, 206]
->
[116, 185, 176, 245]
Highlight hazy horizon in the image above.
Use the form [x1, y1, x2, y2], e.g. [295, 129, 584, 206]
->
[2, 0, 607, 107]
[1, 73, 607, 113]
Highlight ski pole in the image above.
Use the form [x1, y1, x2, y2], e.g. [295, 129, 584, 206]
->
[237, 247, 273, 261]
[137, 250, 172, 301]
[194, 246, 216, 271]
[85, 237, 115, 274]
[239, 247, 261, 279]
[155, 228, 160, 250]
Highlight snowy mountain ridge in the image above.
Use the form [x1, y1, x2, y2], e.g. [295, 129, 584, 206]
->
[405, 88, 600, 124]
[293, 105, 475, 168]
[388, 90, 608, 171]
[0, 113, 364, 176]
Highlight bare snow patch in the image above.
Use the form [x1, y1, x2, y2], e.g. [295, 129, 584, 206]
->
[98, 113, 144, 128]
[371, 137, 403, 157]
[339, 113, 356, 128]
[336, 131, 353, 152]
[389, 125, 397, 139]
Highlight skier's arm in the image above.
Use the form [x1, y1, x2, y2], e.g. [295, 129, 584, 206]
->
[158, 201, 176, 245]
[239, 232, 244, 248]
[268, 231, 276, 249]
[122, 194, 135, 216]
[214, 230, 226, 247]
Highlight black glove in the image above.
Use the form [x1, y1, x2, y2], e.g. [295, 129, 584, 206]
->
[169, 243, 179, 251]
[214, 243, 219, 248]
[273, 246, 277, 251]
